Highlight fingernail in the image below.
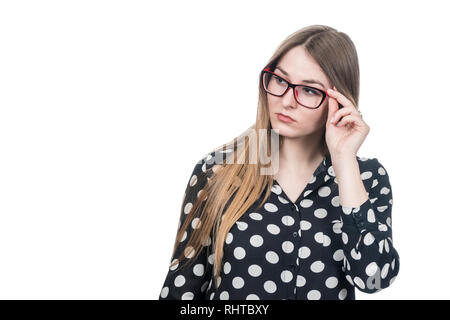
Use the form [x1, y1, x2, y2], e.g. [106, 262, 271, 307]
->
[330, 116, 334, 123]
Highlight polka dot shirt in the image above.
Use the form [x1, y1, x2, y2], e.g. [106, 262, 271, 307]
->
[159, 150, 400, 300]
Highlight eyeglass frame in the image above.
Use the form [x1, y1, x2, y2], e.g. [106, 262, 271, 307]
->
[260, 67, 330, 109]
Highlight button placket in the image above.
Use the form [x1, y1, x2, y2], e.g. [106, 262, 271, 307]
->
[352, 209, 365, 231]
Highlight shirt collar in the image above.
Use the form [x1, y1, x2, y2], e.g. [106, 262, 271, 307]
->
[311, 152, 333, 178]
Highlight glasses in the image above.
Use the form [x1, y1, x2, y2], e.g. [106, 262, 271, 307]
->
[260, 67, 329, 109]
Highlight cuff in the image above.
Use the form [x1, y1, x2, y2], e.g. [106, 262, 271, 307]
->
[340, 198, 378, 233]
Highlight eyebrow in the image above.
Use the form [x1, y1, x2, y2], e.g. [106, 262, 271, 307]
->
[275, 66, 325, 89]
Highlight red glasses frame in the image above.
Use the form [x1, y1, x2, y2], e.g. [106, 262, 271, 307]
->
[260, 67, 330, 109]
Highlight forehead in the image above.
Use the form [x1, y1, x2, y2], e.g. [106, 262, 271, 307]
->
[276, 46, 330, 87]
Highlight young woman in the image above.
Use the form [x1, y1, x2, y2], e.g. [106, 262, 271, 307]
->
[158, 24, 400, 300]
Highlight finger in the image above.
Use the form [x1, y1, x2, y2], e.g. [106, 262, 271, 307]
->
[330, 106, 355, 124]
[336, 114, 363, 127]
[326, 95, 339, 125]
[327, 88, 356, 110]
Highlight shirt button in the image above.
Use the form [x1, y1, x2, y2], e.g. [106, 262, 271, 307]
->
[292, 231, 298, 237]
[357, 221, 364, 228]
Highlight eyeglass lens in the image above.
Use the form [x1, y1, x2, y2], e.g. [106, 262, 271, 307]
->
[262, 72, 324, 108]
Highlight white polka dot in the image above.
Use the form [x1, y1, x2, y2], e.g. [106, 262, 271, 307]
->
[210, 292, 215, 299]
[338, 288, 347, 300]
[361, 171, 373, 180]
[264, 203, 278, 212]
[208, 253, 214, 264]
[226, 232, 233, 244]
[333, 249, 344, 262]
[271, 184, 282, 195]
[181, 231, 187, 242]
[174, 275, 186, 287]
[281, 215, 295, 226]
[354, 277, 365, 289]
[299, 246, 311, 259]
[332, 222, 342, 234]
[300, 199, 314, 208]
[310, 260, 325, 273]
[281, 270, 293, 283]
[191, 218, 201, 229]
[365, 262, 379, 277]
[367, 209, 376, 223]
[318, 186, 331, 197]
[184, 246, 195, 259]
[189, 174, 197, 186]
[246, 294, 260, 300]
[314, 208, 328, 219]
[223, 262, 231, 274]
[181, 291, 194, 300]
[364, 232, 375, 246]
[351, 248, 362, 260]
[307, 289, 321, 300]
[381, 263, 390, 279]
[296, 275, 306, 287]
[220, 291, 229, 300]
[342, 232, 348, 244]
[267, 224, 280, 235]
[232, 276, 245, 289]
[234, 247, 246, 260]
[169, 259, 179, 270]
[323, 234, 331, 246]
[264, 280, 277, 293]
[278, 196, 289, 204]
[345, 275, 354, 285]
[250, 235, 264, 247]
[248, 264, 262, 277]
[325, 276, 338, 288]
[193, 264, 205, 276]
[379, 223, 388, 232]
[184, 202, 193, 214]
[236, 221, 248, 231]
[249, 212, 263, 220]
[265, 251, 279, 264]
[203, 236, 211, 247]
[314, 232, 324, 244]
[282, 241, 294, 253]
[160, 286, 169, 298]
[300, 220, 312, 230]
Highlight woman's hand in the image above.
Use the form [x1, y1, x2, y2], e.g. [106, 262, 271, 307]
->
[325, 86, 370, 159]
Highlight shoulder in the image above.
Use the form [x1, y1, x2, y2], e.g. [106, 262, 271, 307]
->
[355, 155, 391, 191]
[356, 155, 388, 175]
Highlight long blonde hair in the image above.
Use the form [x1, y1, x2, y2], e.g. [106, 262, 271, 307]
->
[169, 24, 361, 288]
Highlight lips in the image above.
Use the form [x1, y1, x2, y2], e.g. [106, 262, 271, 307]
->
[277, 113, 295, 122]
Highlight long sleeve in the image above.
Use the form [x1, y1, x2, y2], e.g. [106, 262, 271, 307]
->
[158, 156, 214, 300]
[336, 157, 400, 294]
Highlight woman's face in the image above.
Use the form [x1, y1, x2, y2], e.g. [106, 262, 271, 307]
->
[267, 45, 333, 139]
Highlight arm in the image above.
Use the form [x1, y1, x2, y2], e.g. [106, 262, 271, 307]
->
[158, 155, 214, 300]
[333, 156, 400, 293]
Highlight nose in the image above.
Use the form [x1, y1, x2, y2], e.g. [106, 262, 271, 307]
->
[281, 86, 298, 108]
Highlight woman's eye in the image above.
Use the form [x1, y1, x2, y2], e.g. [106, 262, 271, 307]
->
[275, 76, 285, 84]
[303, 87, 320, 96]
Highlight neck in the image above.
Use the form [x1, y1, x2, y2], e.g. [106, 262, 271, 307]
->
[278, 132, 325, 173]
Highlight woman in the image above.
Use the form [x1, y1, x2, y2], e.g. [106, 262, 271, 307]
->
[158, 24, 400, 300]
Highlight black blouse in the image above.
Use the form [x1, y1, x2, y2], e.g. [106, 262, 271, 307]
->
[158, 150, 400, 300]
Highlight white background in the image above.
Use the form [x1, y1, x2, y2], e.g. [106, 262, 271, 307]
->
[0, 0, 449, 300]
